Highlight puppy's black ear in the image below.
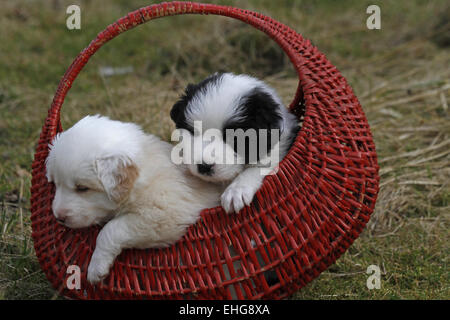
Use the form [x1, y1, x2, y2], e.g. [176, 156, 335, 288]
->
[226, 88, 284, 163]
[170, 98, 187, 124]
[170, 84, 196, 126]
[242, 88, 283, 131]
[95, 155, 139, 204]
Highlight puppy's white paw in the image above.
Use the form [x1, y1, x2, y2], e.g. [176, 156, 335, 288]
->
[221, 183, 257, 213]
[87, 253, 112, 284]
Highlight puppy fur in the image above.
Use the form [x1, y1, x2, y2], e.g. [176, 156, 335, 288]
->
[170, 72, 299, 213]
[46, 115, 222, 284]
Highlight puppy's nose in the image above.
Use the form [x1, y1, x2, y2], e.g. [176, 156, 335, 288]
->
[55, 209, 69, 224]
[197, 163, 214, 175]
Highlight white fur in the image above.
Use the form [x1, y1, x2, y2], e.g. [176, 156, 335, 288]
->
[46, 115, 222, 284]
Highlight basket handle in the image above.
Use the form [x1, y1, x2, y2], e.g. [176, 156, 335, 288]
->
[43, 1, 306, 143]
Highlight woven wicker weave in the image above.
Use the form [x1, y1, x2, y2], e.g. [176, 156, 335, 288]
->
[30, 2, 379, 299]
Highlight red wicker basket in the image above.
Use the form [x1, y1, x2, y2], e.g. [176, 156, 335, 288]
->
[30, 2, 379, 299]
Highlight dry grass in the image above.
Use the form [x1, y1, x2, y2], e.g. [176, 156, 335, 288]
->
[0, 0, 449, 299]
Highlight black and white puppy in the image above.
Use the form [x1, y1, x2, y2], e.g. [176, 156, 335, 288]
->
[170, 72, 299, 213]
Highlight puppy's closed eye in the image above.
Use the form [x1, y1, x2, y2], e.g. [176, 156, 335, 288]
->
[75, 185, 89, 193]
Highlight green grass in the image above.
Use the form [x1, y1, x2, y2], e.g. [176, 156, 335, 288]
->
[0, 0, 449, 299]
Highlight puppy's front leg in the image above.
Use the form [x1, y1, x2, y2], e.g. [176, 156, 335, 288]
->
[87, 215, 144, 284]
[221, 167, 266, 213]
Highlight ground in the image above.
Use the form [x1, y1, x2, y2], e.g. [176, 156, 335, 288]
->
[0, 0, 448, 299]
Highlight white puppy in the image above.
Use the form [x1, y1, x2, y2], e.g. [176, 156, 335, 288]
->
[46, 115, 222, 284]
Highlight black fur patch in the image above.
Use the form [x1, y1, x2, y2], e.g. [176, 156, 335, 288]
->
[223, 87, 283, 164]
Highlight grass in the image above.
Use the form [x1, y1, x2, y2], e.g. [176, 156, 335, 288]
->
[0, 0, 449, 299]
